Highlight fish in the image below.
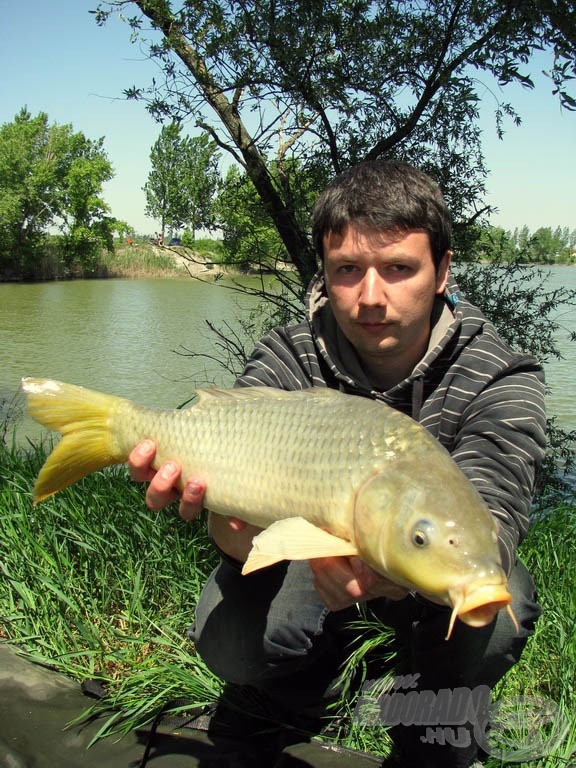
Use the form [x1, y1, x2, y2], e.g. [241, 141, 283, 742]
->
[20, 377, 517, 639]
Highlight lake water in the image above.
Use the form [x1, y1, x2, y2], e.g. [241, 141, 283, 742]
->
[0, 276, 262, 444]
[1, 267, 575, 446]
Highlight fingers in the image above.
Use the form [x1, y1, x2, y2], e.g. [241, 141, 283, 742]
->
[348, 557, 410, 601]
[309, 556, 364, 611]
[145, 460, 182, 510]
[178, 478, 206, 522]
[128, 440, 205, 518]
[309, 556, 410, 611]
[228, 517, 248, 532]
[128, 439, 157, 482]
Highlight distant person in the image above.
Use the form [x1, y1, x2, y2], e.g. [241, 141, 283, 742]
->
[129, 160, 546, 768]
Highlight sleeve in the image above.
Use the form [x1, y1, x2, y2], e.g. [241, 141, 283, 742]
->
[450, 364, 547, 575]
[234, 324, 325, 390]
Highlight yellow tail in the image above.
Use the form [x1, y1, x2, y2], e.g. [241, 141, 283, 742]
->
[20, 378, 129, 503]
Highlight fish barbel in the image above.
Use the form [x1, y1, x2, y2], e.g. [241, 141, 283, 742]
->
[21, 377, 516, 639]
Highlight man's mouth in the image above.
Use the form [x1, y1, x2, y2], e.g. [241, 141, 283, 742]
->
[358, 320, 390, 334]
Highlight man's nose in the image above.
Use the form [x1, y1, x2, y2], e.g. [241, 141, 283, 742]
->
[359, 269, 386, 306]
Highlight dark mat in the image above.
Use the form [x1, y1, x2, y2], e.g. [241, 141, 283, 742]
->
[0, 644, 383, 767]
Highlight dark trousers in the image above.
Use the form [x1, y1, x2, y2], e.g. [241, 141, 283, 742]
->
[188, 557, 540, 768]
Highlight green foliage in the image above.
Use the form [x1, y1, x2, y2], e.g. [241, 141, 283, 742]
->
[180, 229, 195, 248]
[97, 0, 576, 285]
[215, 161, 322, 271]
[183, 236, 224, 261]
[466, 225, 576, 264]
[215, 166, 287, 271]
[522, 227, 576, 264]
[143, 123, 221, 239]
[0, 108, 115, 280]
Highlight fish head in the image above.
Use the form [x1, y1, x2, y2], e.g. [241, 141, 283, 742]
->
[352, 456, 513, 634]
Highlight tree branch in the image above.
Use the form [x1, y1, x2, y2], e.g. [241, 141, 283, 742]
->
[133, 0, 317, 284]
[366, 3, 512, 159]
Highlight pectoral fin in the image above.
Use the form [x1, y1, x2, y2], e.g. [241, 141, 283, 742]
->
[242, 517, 359, 575]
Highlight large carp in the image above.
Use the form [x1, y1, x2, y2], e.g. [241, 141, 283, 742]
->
[21, 377, 516, 639]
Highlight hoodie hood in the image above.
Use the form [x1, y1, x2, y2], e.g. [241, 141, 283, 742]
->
[305, 270, 483, 419]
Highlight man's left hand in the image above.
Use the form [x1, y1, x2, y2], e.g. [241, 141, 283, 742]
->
[309, 556, 409, 610]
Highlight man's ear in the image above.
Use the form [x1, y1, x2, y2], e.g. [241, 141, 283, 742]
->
[436, 250, 452, 294]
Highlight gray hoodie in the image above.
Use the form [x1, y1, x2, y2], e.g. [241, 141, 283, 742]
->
[236, 272, 547, 574]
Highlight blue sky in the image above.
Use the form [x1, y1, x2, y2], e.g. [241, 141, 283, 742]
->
[2, 1, 575, 236]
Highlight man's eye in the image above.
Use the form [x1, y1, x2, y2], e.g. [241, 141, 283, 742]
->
[338, 264, 359, 274]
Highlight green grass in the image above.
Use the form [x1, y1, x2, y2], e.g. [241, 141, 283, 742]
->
[0, 437, 222, 738]
[484, 505, 576, 767]
[95, 240, 228, 279]
[98, 243, 186, 278]
[0, 436, 575, 765]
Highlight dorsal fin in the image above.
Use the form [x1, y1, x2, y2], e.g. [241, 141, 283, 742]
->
[195, 386, 342, 406]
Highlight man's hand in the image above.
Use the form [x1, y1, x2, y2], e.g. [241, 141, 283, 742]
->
[309, 556, 409, 610]
[128, 441, 253, 556]
[128, 439, 206, 521]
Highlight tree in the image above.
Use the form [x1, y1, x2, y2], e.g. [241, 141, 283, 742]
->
[469, 225, 576, 264]
[143, 123, 220, 240]
[0, 108, 115, 279]
[215, 159, 318, 273]
[95, 0, 576, 285]
[525, 226, 573, 263]
[215, 166, 285, 272]
[94, 1, 576, 488]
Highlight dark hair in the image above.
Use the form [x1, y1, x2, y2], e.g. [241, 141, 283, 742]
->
[311, 160, 452, 269]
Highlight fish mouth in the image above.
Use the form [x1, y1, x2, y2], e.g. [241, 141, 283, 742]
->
[446, 583, 516, 640]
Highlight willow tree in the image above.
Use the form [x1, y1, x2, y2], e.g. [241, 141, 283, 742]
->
[95, 0, 575, 285]
[94, 1, 576, 485]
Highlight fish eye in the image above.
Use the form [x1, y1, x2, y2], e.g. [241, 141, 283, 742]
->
[411, 520, 434, 548]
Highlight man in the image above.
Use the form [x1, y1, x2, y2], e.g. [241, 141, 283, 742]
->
[130, 161, 546, 767]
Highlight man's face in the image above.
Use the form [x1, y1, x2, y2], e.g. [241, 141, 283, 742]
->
[323, 224, 451, 388]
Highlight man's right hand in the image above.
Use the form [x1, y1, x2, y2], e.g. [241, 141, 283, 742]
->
[128, 439, 205, 521]
[128, 440, 260, 562]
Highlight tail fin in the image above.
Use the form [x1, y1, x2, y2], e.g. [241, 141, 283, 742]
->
[20, 378, 129, 503]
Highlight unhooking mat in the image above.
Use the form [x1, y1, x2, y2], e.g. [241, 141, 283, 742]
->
[0, 644, 383, 767]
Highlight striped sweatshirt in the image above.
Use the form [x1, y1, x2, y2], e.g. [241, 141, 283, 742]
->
[236, 272, 547, 575]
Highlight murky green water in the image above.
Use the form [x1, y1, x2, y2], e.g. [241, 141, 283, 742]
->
[0, 276, 262, 444]
[1, 268, 574, 446]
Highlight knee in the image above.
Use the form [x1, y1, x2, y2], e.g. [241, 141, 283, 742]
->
[193, 607, 329, 685]
[191, 624, 261, 685]
[187, 560, 325, 686]
[187, 585, 270, 684]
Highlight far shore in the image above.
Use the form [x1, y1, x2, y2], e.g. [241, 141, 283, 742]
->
[1, 237, 574, 284]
